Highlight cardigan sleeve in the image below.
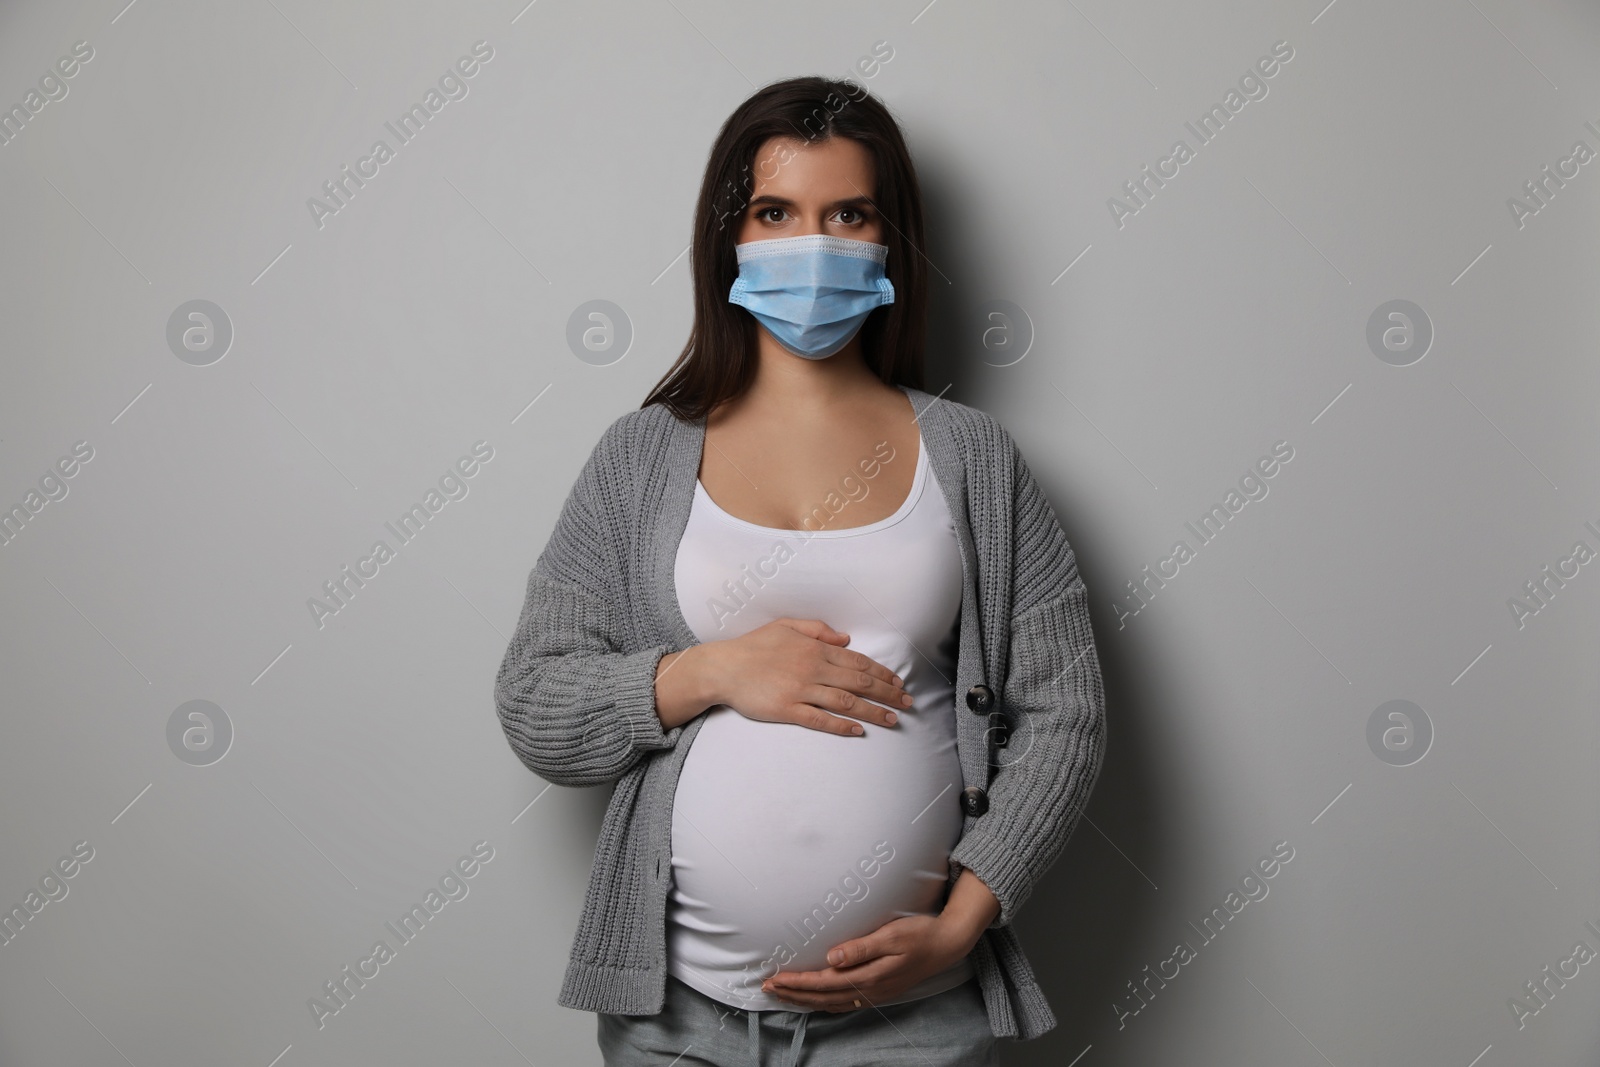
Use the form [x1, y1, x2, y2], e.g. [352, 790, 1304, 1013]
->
[493, 431, 684, 788]
[948, 432, 1108, 929]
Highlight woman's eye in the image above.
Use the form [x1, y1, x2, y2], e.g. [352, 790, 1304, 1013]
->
[757, 207, 788, 223]
[836, 208, 871, 225]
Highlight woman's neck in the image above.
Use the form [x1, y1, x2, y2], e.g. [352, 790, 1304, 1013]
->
[730, 333, 891, 420]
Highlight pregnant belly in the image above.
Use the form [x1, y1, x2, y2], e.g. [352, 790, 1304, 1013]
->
[668, 703, 966, 1003]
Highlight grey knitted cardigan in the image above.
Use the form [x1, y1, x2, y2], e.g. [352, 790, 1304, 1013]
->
[493, 383, 1106, 1041]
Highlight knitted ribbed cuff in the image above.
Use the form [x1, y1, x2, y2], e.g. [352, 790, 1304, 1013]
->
[950, 831, 1028, 930]
[612, 642, 680, 753]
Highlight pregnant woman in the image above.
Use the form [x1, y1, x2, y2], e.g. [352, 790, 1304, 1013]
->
[494, 76, 1107, 1066]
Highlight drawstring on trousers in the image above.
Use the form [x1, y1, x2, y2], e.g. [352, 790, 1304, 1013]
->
[747, 1004, 810, 1067]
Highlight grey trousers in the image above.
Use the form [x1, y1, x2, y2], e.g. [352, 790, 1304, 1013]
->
[597, 974, 1000, 1067]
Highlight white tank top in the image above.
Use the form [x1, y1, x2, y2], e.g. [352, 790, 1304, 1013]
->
[667, 431, 976, 1012]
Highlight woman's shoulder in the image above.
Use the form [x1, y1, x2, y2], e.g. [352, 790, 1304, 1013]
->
[597, 401, 677, 452]
[554, 404, 672, 511]
[901, 385, 1021, 464]
[585, 399, 672, 454]
[575, 402, 681, 488]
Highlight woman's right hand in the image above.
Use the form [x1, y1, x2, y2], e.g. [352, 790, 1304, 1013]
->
[655, 618, 912, 735]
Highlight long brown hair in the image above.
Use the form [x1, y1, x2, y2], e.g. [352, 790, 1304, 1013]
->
[640, 76, 928, 422]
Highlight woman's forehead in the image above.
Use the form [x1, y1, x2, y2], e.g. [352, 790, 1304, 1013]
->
[748, 135, 875, 199]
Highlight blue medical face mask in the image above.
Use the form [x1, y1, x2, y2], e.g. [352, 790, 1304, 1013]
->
[727, 234, 896, 359]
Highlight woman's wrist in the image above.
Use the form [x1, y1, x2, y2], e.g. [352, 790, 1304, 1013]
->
[938, 868, 1002, 953]
[654, 643, 720, 730]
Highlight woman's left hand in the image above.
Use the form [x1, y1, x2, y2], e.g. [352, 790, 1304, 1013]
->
[760, 911, 980, 1012]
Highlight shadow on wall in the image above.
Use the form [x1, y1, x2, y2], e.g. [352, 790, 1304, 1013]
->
[920, 169, 1165, 1065]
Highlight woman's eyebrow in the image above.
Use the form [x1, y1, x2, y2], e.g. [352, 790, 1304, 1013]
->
[747, 194, 877, 209]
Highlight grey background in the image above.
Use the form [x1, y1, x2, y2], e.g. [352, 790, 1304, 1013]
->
[2, 0, 1597, 1064]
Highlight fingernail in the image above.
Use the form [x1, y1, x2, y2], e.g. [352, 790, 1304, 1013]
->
[885, 712, 897, 724]
[891, 675, 901, 686]
[828, 950, 843, 965]
[852, 724, 864, 735]
[901, 693, 913, 706]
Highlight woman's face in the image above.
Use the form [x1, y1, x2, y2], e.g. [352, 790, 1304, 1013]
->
[735, 134, 884, 246]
